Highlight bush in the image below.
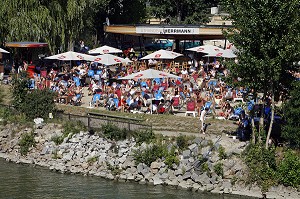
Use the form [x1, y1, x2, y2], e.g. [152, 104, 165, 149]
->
[63, 120, 86, 136]
[101, 123, 127, 141]
[214, 162, 224, 177]
[10, 72, 56, 120]
[218, 145, 227, 159]
[164, 146, 179, 168]
[176, 134, 189, 150]
[133, 143, 179, 168]
[277, 150, 300, 188]
[131, 129, 155, 145]
[243, 144, 277, 193]
[21, 89, 56, 119]
[51, 120, 86, 145]
[133, 143, 167, 166]
[19, 131, 35, 155]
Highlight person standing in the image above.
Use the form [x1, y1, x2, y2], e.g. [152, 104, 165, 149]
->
[200, 107, 209, 134]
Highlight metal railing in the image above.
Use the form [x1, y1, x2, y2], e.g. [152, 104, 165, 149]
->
[0, 103, 152, 132]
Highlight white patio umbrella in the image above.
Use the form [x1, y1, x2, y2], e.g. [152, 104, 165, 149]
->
[203, 49, 237, 58]
[119, 68, 180, 79]
[141, 49, 183, 60]
[45, 51, 95, 61]
[187, 44, 223, 55]
[88, 45, 123, 55]
[0, 48, 10, 53]
[89, 54, 128, 66]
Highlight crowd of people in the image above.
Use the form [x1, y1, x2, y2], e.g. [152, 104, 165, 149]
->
[13, 56, 256, 119]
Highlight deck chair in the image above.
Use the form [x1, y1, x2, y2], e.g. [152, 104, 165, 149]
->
[172, 96, 182, 110]
[185, 100, 197, 117]
[90, 93, 101, 107]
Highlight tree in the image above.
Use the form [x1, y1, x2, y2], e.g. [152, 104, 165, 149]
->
[147, 0, 214, 24]
[10, 71, 56, 119]
[222, 0, 300, 148]
[107, 0, 147, 24]
[282, 81, 300, 148]
[0, 0, 109, 53]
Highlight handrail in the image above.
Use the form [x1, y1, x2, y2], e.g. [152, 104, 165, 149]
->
[87, 112, 145, 122]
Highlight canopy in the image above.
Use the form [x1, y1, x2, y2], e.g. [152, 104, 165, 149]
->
[0, 48, 10, 53]
[45, 51, 95, 61]
[187, 44, 223, 54]
[88, 45, 122, 54]
[141, 49, 183, 60]
[89, 54, 128, 66]
[203, 49, 237, 58]
[5, 42, 48, 48]
[119, 69, 180, 79]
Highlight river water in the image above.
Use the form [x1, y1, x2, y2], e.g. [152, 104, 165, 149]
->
[0, 158, 250, 199]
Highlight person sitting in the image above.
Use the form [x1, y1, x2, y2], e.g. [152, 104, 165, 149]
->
[219, 102, 234, 119]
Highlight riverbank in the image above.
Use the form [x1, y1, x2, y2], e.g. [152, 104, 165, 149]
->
[0, 122, 299, 199]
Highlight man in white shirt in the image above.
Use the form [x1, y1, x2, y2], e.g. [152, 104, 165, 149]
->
[200, 107, 209, 134]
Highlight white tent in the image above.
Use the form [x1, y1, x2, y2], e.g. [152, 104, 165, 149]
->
[141, 49, 183, 60]
[45, 51, 95, 61]
[0, 48, 9, 53]
[90, 54, 129, 66]
[203, 49, 237, 58]
[119, 69, 180, 79]
[187, 44, 223, 55]
[88, 45, 122, 55]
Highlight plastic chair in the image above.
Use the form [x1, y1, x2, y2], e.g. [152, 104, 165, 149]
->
[88, 70, 95, 77]
[185, 100, 197, 117]
[73, 77, 81, 87]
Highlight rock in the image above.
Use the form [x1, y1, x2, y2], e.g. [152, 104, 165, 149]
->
[201, 146, 211, 158]
[206, 184, 214, 192]
[182, 150, 191, 159]
[174, 169, 183, 176]
[153, 176, 163, 185]
[40, 146, 50, 155]
[182, 172, 192, 180]
[188, 144, 197, 151]
[178, 181, 192, 190]
[199, 173, 211, 185]
[191, 173, 201, 183]
[159, 173, 169, 181]
[192, 183, 201, 192]
[193, 137, 202, 145]
[150, 162, 160, 169]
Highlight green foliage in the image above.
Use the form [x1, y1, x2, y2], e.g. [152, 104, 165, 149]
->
[147, 0, 213, 24]
[87, 156, 98, 165]
[63, 120, 86, 136]
[133, 143, 179, 167]
[130, 129, 155, 145]
[22, 89, 56, 120]
[243, 144, 277, 193]
[101, 123, 127, 141]
[19, 131, 36, 156]
[106, 161, 121, 176]
[213, 162, 224, 177]
[222, 0, 300, 99]
[10, 72, 56, 120]
[277, 150, 300, 188]
[133, 143, 166, 166]
[51, 135, 65, 145]
[51, 120, 86, 145]
[176, 134, 189, 150]
[11, 72, 30, 112]
[282, 81, 300, 148]
[218, 145, 227, 160]
[0, 0, 109, 52]
[164, 146, 180, 168]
